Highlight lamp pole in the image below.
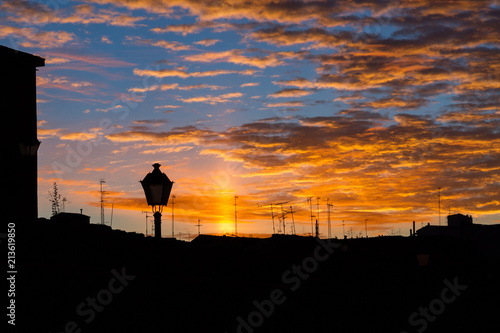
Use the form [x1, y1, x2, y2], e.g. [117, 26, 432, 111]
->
[154, 211, 162, 238]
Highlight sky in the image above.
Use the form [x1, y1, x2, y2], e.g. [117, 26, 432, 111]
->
[2, 0, 499, 239]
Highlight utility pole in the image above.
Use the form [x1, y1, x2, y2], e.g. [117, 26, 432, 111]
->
[100, 179, 105, 225]
[280, 203, 286, 234]
[307, 197, 314, 236]
[326, 198, 333, 239]
[290, 206, 296, 235]
[365, 219, 368, 238]
[259, 202, 290, 235]
[258, 203, 276, 234]
[196, 219, 202, 235]
[437, 187, 441, 226]
[234, 195, 238, 237]
[171, 195, 176, 237]
[142, 211, 153, 236]
[342, 220, 345, 239]
[316, 197, 320, 224]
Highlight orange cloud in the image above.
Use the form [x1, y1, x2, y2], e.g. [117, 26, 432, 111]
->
[265, 101, 304, 107]
[183, 50, 285, 69]
[133, 68, 258, 78]
[0, 25, 75, 49]
[178, 92, 243, 105]
[268, 88, 313, 98]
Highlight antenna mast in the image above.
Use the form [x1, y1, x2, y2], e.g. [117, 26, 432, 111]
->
[258, 203, 276, 234]
[437, 187, 441, 226]
[290, 206, 296, 235]
[142, 211, 153, 236]
[307, 197, 314, 236]
[196, 219, 202, 235]
[100, 179, 105, 225]
[316, 197, 320, 225]
[326, 199, 333, 239]
[171, 195, 176, 237]
[110, 203, 114, 228]
[234, 195, 238, 237]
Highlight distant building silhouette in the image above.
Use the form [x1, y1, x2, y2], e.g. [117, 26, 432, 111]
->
[50, 212, 91, 227]
[1, 45, 45, 223]
[417, 213, 500, 257]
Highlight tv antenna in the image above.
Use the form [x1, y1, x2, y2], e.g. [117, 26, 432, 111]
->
[289, 205, 296, 235]
[100, 179, 106, 225]
[258, 202, 276, 234]
[171, 195, 176, 237]
[275, 201, 290, 234]
[316, 196, 320, 224]
[195, 219, 202, 235]
[326, 198, 333, 239]
[234, 196, 238, 237]
[437, 187, 441, 226]
[62, 197, 69, 212]
[142, 210, 153, 236]
[307, 197, 315, 236]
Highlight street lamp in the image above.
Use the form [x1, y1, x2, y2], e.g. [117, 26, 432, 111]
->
[140, 163, 174, 238]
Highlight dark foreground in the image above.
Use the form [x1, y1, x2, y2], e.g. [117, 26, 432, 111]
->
[14, 219, 500, 333]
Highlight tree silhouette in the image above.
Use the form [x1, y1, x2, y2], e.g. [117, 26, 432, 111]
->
[49, 182, 62, 216]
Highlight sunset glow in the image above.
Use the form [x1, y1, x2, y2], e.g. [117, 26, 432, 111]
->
[3, 0, 499, 238]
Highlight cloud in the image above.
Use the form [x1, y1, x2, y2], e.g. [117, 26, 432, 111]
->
[178, 92, 243, 105]
[132, 119, 168, 126]
[44, 56, 71, 65]
[140, 146, 193, 154]
[194, 39, 221, 46]
[240, 82, 260, 87]
[249, 26, 353, 48]
[183, 49, 286, 69]
[101, 35, 113, 44]
[268, 88, 313, 98]
[133, 67, 258, 78]
[273, 78, 316, 89]
[1, 2, 146, 27]
[36, 52, 135, 67]
[36, 75, 98, 95]
[154, 105, 182, 109]
[161, 83, 227, 91]
[106, 125, 215, 145]
[265, 101, 304, 107]
[125, 36, 192, 51]
[0, 24, 75, 49]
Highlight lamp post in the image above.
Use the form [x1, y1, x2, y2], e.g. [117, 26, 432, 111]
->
[140, 163, 174, 238]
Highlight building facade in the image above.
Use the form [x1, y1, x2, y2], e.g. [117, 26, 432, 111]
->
[1, 45, 45, 223]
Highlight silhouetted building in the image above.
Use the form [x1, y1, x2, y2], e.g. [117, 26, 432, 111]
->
[447, 213, 473, 228]
[417, 213, 474, 238]
[50, 212, 91, 227]
[417, 213, 500, 258]
[1, 45, 44, 223]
